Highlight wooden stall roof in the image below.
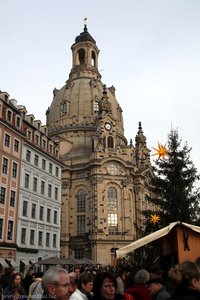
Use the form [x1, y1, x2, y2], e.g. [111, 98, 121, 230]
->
[116, 221, 200, 258]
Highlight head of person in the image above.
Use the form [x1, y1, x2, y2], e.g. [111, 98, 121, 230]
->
[134, 269, 150, 285]
[147, 265, 163, 280]
[42, 267, 72, 300]
[9, 272, 23, 288]
[92, 271, 117, 300]
[74, 268, 81, 278]
[168, 261, 200, 291]
[147, 278, 165, 296]
[116, 269, 126, 281]
[76, 272, 93, 294]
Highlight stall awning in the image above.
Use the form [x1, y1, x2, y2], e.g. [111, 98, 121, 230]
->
[20, 259, 29, 265]
[0, 258, 9, 268]
[29, 259, 36, 264]
[7, 259, 18, 267]
[116, 221, 200, 258]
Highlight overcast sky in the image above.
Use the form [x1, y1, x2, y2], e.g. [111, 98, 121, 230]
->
[1, 0, 200, 185]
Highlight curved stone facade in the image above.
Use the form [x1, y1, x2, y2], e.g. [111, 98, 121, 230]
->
[47, 25, 153, 265]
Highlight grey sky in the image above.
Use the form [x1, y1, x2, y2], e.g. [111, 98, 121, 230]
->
[1, 0, 200, 184]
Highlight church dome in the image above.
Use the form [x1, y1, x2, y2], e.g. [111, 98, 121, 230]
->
[46, 26, 125, 148]
[75, 24, 96, 44]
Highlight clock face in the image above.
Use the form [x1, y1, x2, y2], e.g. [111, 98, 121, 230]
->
[105, 122, 112, 131]
[107, 163, 118, 175]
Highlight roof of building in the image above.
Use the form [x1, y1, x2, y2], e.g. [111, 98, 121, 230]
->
[75, 25, 96, 44]
[116, 221, 200, 258]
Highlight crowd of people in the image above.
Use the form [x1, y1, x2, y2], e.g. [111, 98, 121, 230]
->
[0, 257, 200, 300]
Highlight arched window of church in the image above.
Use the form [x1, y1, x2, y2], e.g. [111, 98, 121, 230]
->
[78, 49, 85, 65]
[107, 187, 118, 210]
[91, 51, 96, 67]
[77, 189, 86, 213]
[108, 136, 114, 148]
[93, 100, 99, 113]
[60, 101, 67, 117]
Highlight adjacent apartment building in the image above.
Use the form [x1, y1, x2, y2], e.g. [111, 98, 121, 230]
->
[0, 91, 62, 272]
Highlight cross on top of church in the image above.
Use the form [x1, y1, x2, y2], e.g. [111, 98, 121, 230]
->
[84, 17, 88, 28]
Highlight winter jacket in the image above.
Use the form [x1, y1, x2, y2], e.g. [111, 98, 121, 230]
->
[152, 286, 170, 300]
[126, 284, 152, 300]
[4, 285, 27, 300]
[168, 287, 200, 300]
[69, 289, 92, 300]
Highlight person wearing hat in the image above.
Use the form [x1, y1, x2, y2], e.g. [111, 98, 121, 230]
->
[148, 278, 170, 300]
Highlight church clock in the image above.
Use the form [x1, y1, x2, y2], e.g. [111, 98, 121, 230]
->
[105, 122, 112, 131]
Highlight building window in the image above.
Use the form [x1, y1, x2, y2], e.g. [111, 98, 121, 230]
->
[12, 162, 18, 178]
[21, 228, 26, 244]
[46, 232, 50, 247]
[0, 218, 3, 239]
[10, 191, 15, 207]
[47, 208, 51, 222]
[41, 181, 45, 195]
[108, 213, 118, 235]
[74, 249, 84, 260]
[16, 116, 21, 128]
[0, 187, 6, 204]
[35, 134, 40, 146]
[107, 187, 118, 210]
[53, 234, 57, 248]
[54, 211, 58, 224]
[33, 177, 38, 192]
[4, 134, 10, 147]
[7, 110, 12, 122]
[42, 139, 46, 149]
[30, 230, 35, 245]
[42, 159, 46, 171]
[2, 157, 8, 174]
[34, 155, 39, 166]
[31, 203, 36, 219]
[26, 150, 31, 162]
[93, 100, 99, 113]
[14, 139, 19, 152]
[108, 136, 114, 148]
[55, 187, 58, 200]
[77, 215, 85, 236]
[60, 101, 67, 116]
[24, 173, 30, 188]
[48, 184, 52, 198]
[77, 190, 86, 213]
[55, 149, 59, 158]
[49, 144, 53, 154]
[55, 167, 59, 177]
[38, 231, 43, 246]
[27, 130, 32, 140]
[7, 220, 13, 240]
[49, 163, 53, 174]
[39, 206, 44, 221]
[22, 201, 28, 216]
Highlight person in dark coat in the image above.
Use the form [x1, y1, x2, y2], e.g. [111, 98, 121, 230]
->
[92, 271, 117, 300]
[168, 261, 200, 300]
[148, 278, 170, 300]
[3, 272, 27, 300]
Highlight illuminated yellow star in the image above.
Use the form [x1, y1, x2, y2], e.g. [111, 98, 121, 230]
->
[149, 214, 160, 225]
[152, 142, 169, 160]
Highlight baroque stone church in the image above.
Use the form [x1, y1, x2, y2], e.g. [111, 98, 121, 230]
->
[46, 24, 154, 265]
